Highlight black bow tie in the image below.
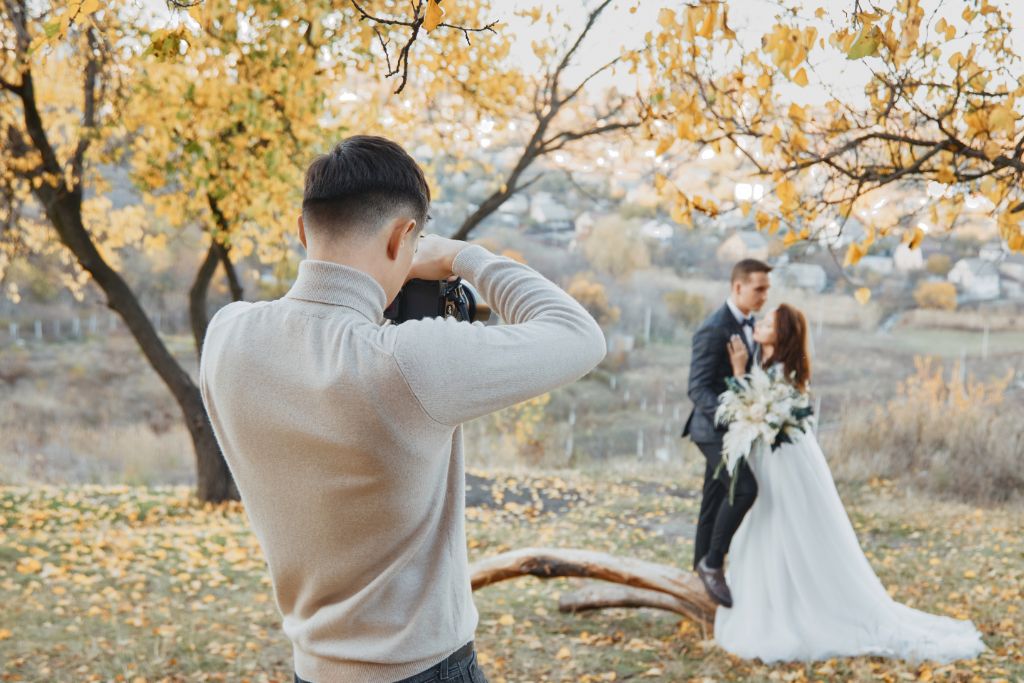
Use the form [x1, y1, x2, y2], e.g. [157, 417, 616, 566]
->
[741, 316, 755, 328]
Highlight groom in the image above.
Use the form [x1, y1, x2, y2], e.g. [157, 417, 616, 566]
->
[683, 259, 771, 607]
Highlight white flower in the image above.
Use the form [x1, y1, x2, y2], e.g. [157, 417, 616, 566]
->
[715, 364, 814, 477]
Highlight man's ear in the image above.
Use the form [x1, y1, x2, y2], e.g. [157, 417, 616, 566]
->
[386, 219, 419, 261]
[297, 214, 307, 249]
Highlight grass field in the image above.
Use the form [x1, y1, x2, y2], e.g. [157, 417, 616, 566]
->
[2, 466, 1021, 682]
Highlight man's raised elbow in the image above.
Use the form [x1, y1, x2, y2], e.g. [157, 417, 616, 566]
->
[581, 319, 607, 370]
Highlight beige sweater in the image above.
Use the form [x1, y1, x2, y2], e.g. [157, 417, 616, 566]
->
[199, 245, 605, 682]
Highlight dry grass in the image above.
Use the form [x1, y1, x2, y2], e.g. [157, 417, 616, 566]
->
[824, 357, 1024, 504]
[0, 336, 194, 487]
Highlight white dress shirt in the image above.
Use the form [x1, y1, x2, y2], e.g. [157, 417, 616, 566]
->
[726, 298, 755, 349]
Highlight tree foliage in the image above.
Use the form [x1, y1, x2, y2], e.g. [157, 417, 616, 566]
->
[643, 0, 1024, 264]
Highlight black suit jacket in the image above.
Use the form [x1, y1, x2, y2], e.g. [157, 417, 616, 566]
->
[682, 303, 756, 446]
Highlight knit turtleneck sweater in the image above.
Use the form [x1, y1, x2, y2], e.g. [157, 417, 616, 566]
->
[199, 245, 606, 682]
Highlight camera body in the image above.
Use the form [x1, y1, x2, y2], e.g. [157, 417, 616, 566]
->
[384, 278, 490, 324]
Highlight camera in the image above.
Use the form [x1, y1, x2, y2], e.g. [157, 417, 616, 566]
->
[384, 278, 491, 324]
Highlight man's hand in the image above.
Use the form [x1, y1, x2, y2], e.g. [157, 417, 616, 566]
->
[407, 234, 469, 282]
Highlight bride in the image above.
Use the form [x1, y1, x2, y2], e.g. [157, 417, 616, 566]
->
[714, 303, 986, 663]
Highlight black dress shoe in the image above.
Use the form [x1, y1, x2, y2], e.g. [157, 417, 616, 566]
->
[696, 556, 734, 608]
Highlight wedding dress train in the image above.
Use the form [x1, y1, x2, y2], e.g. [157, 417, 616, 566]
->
[714, 432, 986, 663]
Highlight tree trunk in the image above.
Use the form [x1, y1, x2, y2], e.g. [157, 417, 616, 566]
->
[469, 547, 715, 627]
[190, 239, 221, 358]
[44, 195, 237, 501]
[219, 244, 244, 302]
[207, 193, 245, 303]
[20, 142, 238, 501]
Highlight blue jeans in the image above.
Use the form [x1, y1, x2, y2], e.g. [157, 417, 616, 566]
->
[294, 641, 487, 683]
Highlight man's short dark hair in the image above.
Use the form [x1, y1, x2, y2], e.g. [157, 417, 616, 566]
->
[302, 135, 431, 240]
[731, 258, 773, 284]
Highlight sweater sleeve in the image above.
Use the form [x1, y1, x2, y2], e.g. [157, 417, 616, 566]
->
[392, 245, 606, 427]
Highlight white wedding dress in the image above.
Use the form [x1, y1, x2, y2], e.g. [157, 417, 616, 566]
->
[715, 430, 986, 663]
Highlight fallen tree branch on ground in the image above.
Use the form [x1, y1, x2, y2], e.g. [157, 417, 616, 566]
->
[469, 547, 715, 628]
[558, 583, 711, 624]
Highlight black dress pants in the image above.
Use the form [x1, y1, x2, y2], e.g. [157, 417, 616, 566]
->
[693, 441, 758, 569]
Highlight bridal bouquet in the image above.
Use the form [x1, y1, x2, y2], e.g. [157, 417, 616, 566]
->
[714, 364, 814, 502]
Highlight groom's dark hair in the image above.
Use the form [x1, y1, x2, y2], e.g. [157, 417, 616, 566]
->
[302, 135, 431, 241]
[731, 259, 772, 283]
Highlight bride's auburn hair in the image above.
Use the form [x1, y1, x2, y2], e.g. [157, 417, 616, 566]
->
[770, 304, 811, 392]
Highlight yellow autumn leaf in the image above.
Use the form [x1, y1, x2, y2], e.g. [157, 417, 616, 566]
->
[74, 0, 102, 15]
[988, 105, 1016, 137]
[1007, 229, 1024, 252]
[854, 287, 872, 305]
[655, 137, 674, 156]
[519, 6, 541, 23]
[670, 202, 692, 228]
[845, 242, 866, 266]
[555, 646, 572, 659]
[497, 613, 515, 626]
[698, 2, 717, 39]
[907, 227, 925, 250]
[846, 25, 881, 59]
[0, 629, 11, 641]
[755, 211, 772, 231]
[423, 0, 445, 32]
[16, 557, 42, 574]
[792, 67, 809, 86]
[776, 179, 798, 217]
[224, 547, 248, 564]
[720, 8, 736, 40]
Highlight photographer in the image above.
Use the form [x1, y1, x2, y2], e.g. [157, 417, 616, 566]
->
[198, 135, 606, 683]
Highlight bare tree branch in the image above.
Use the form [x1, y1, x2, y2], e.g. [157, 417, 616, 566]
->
[350, 0, 498, 94]
[549, 0, 614, 104]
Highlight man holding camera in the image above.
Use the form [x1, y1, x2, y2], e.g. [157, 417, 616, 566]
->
[199, 136, 606, 682]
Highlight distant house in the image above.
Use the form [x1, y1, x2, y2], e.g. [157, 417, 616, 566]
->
[854, 255, 895, 276]
[893, 243, 924, 272]
[948, 258, 1001, 301]
[998, 259, 1024, 300]
[772, 263, 828, 293]
[529, 192, 575, 232]
[499, 193, 530, 216]
[979, 241, 1007, 262]
[575, 211, 598, 238]
[640, 219, 674, 244]
[717, 231, 769, 263]
[999, 260, 1024, 283]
